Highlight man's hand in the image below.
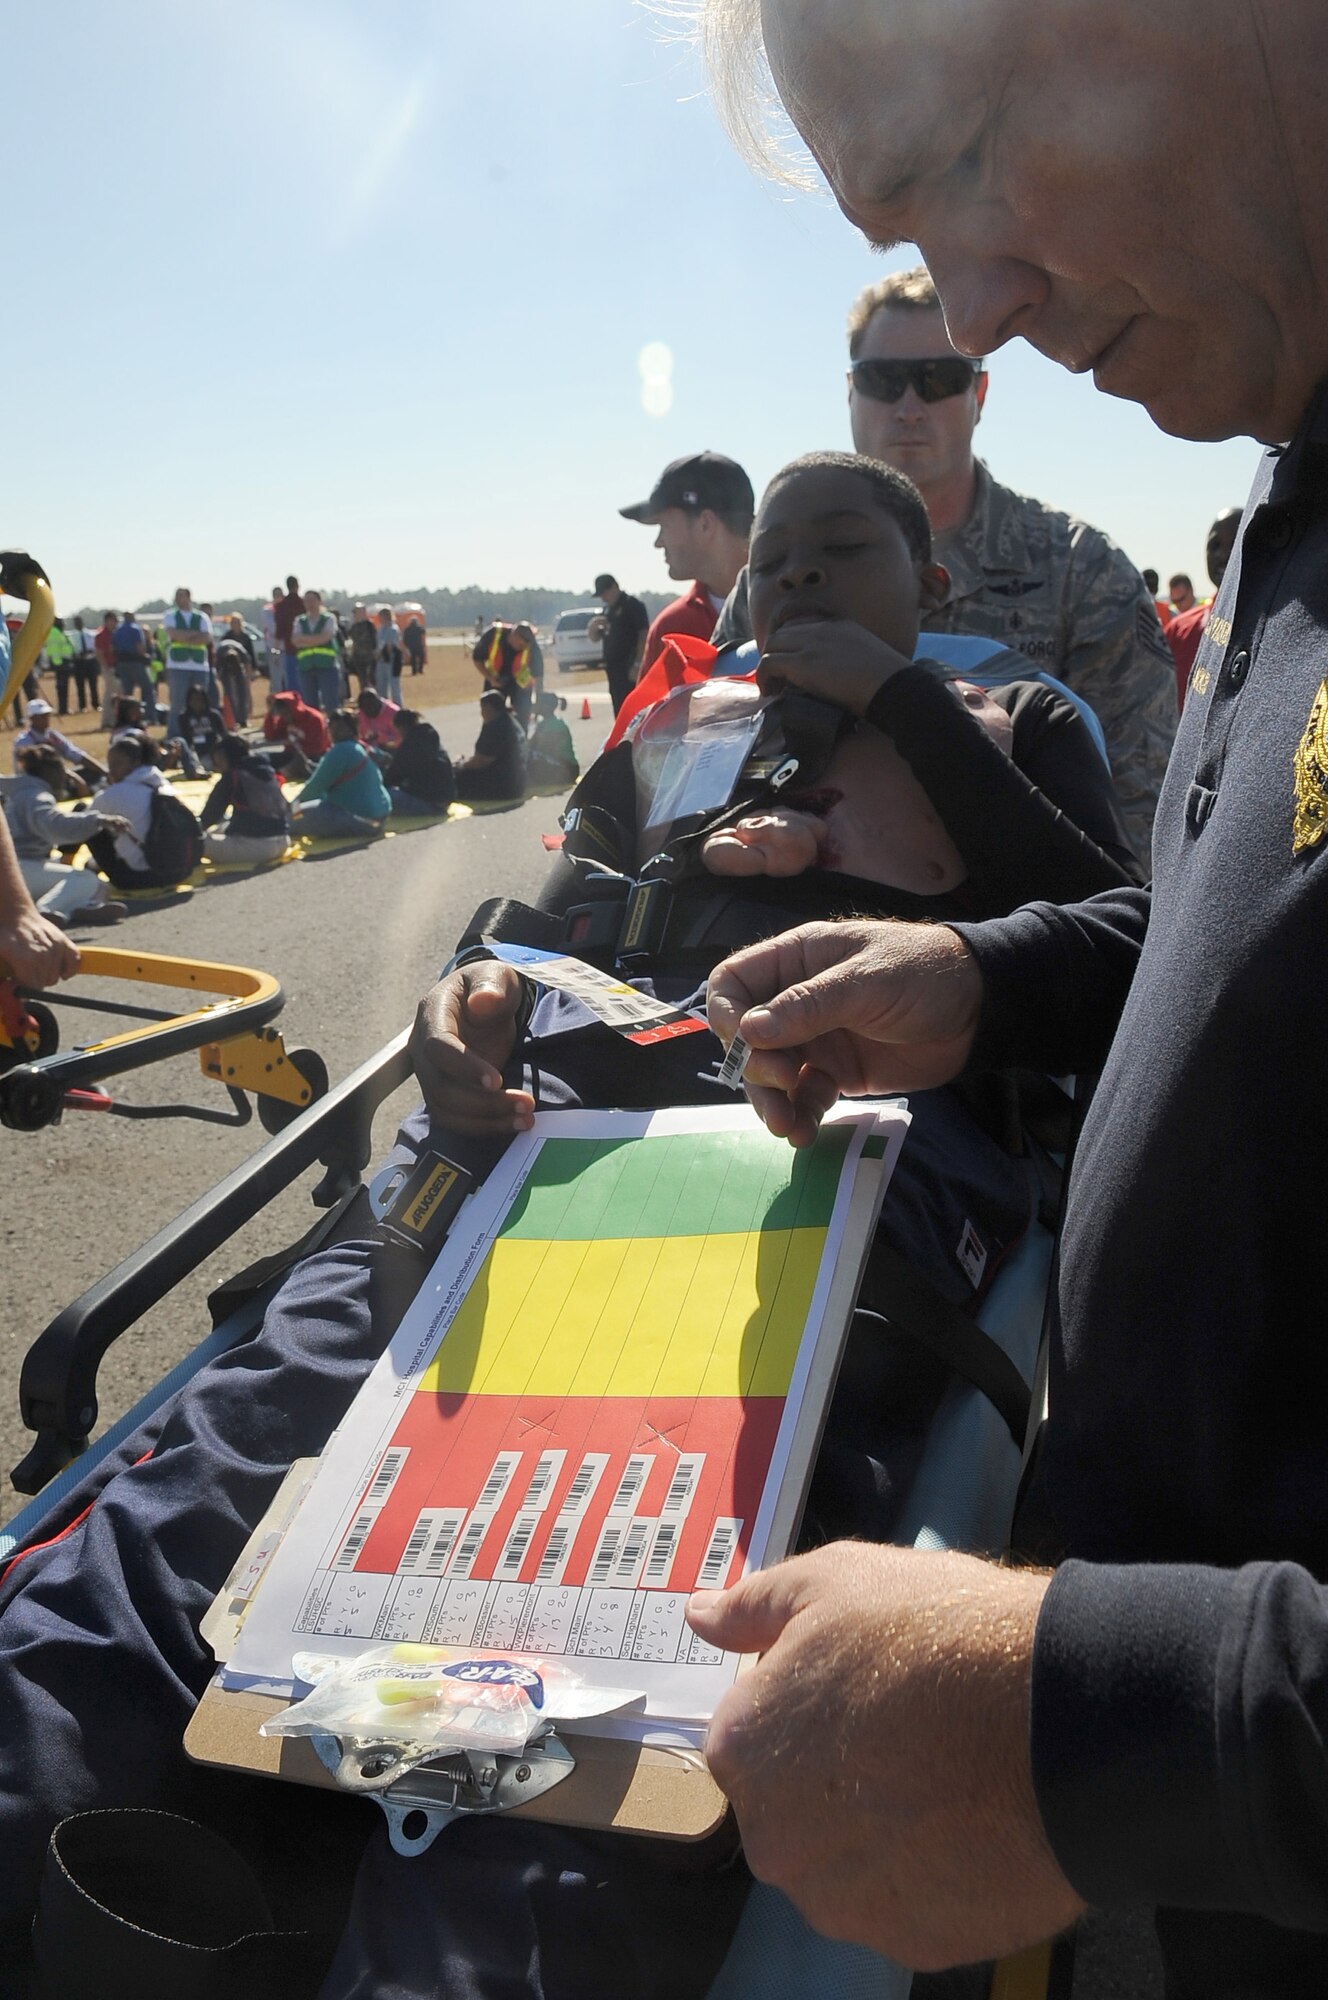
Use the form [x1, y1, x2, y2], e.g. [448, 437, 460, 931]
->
[0, 906, 80, 988]
[706, 919, 983, 1146]
[688, 1544, 1084, 1970]
[409, 961, 535, 1135]
[757, 617, 912, 717]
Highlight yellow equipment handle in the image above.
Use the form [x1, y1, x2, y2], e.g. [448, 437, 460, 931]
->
[1, 555, 56, 713]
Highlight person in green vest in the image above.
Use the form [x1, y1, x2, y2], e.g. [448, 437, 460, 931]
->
[290, 588, 344, 714]
[43, 618, 76, 716]
[160, 586, 214, 740]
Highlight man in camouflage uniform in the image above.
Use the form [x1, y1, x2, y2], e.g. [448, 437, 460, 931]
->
[716, 265, 1176, 859]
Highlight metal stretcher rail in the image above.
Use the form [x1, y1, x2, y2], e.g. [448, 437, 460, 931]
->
[12, 1028, 412, 1494]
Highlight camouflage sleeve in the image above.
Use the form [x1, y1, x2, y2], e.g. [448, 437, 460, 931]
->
[710, 565, 752, 650]
[1060, 530, 1178, 864]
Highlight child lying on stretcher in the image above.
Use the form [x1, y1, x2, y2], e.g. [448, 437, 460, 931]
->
[416, 449, 1141, 1139]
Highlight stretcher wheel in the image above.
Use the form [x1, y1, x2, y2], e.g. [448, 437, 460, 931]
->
[0, 1064, 65, 1131]
[257, 1046, 329, 1134]
[24, 1001, 58, 1061]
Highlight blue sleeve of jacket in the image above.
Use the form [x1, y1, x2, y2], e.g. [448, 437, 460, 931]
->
[950, 883, 1151, 1077]
[1033, 1560, 1328, 1927]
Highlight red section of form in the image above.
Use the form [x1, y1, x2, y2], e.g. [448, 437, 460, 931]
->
[355, 1391, 784, 1591]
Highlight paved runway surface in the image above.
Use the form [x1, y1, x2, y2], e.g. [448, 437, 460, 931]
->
[1, 689, 615, 1522]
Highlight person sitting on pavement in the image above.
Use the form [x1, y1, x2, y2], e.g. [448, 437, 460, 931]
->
[453, 687, 528, 802]
[11, 701, 105, 786]
[355, 686, 402, 758]
[84, 732, 180, 892]
[525, 687, 580, 789]
[289, 706, 391, 842]
[197, 734, 292, 868]
[170, 683, 227, 780]
[260, 689, 330, 777]
[0, 748, 129, 925]
[383, 707, 456, 817]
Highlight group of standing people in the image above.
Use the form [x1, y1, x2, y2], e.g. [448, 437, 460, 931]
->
[263, 577, 426, 712]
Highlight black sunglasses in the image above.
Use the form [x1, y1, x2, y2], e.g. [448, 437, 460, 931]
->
[848, 356, 983, 404]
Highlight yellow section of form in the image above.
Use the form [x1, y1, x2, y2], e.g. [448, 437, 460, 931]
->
[417, 1228, 824, 1402]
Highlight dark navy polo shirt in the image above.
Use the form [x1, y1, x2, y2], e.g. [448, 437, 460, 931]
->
[955, 380, 1328, 1981]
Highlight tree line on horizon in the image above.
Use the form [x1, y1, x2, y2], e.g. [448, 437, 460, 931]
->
[78, 584, 674, 630]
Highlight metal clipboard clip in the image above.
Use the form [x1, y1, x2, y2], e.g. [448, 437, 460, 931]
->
[309, 1726, 576, 1855]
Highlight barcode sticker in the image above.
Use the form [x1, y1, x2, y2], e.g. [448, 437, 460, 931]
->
[643, 1518, 680, 1588]
[448, 1514, 493, 1580]
[608, 1453, 652, 1516]
[497, 1511, 542, 1579]
[535, 1519, 575, 1584]
[661, 1453, 705, 1517]
[716, 1037, 751, 1090]
[611, 1516, 655, 1588]
[428, 1513, 468, 1575]
[589, 1522, 625, 1587]
[518, 1450, 566, 1514]
[697, 1518, 743, 1589]
[561, 1453, 609, 1519]
[475, 1450, 522, 1513]
[333, 1510, 376, 1571]
[364, 1447, 409, 1508]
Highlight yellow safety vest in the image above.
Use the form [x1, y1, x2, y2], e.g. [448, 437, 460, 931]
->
[296, 614, 340, 666]
[484, 625, 532, 689]
[165, 609, 207, 665]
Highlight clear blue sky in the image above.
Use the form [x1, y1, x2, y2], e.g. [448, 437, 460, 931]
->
[4, 0, 1260, 613]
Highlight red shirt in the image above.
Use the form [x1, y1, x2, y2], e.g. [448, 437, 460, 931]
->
[273, 591, 303, 650]
[94, 625, 115, 669]
[643, 580, 723, 672]
[263, 692, 330, 759]
[1166, 602, 1211, 709]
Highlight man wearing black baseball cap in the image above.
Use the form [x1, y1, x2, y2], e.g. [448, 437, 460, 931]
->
[619, 451, 754, 672]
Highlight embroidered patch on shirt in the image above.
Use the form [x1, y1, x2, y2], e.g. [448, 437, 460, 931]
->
[1293, 679, 1328, 855]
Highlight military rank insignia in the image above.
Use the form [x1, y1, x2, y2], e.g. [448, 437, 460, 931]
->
[1293, 680, 1328, 855]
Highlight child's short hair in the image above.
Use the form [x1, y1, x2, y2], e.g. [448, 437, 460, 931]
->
[762, 451, 932, 565]
[329, 707, 358, 739]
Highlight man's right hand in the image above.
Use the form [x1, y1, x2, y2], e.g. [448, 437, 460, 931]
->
[410, 961, 535, 1135]
[706, 919, 984, 1146]
[0, 906, 81, 989]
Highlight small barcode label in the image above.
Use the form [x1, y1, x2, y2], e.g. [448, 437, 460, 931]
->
[425, 1512, 467, 1575]
[497, 1511, 542, 1578]
[611, 1516, 654, 1588]
[661, 1453, 705, 1516]
[561, 1453, 608, 1518]
[519, 1450, 565, 1514]
[589, 1522, 625, 1586]
[448, 1514, 492, 1579]
[536, 1520, 574, 1583]
[643, 1519, 680, 1587]
[475, 1450, 522, 1512]
[697, 1518, 742, 1589]
[401, 1508, 466, 1575]
[608, 1454, 651, 1515]
[334, 1510, 376, 1571]
[365, 1447, 409, 1507]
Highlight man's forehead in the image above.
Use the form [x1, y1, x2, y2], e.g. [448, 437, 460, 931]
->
[859, 306, 966, 363]
[763, 0, 988, 205]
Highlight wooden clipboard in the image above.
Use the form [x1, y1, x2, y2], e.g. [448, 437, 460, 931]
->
[185, 1140, 889, 1838]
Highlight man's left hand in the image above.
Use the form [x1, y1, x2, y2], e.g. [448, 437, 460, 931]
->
[687, 1543, 1084, 1971]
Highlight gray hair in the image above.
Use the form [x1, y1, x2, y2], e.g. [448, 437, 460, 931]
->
[650, 0, 814, 183]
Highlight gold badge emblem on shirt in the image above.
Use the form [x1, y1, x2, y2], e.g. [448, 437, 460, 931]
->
[1293, 680, 1328, 854]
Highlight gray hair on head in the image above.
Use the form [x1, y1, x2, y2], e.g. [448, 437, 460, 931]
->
[649, 0, 815, 184]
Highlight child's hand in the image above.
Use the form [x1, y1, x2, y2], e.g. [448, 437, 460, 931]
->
[702, 809, 822, 879]
[410, 961, 535, 1135]
[757, 618, 910, 716]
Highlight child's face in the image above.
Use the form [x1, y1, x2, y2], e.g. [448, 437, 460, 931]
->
[747, 465, 944, 662]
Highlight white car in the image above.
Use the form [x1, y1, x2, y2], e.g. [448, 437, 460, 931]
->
[548, 607, 604, 673]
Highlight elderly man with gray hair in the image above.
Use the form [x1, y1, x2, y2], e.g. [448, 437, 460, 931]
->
[684, 0, 1328, 1990]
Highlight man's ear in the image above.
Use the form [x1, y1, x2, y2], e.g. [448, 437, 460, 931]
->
[918, 562, 951, 613]
[974, 370, 989, 423]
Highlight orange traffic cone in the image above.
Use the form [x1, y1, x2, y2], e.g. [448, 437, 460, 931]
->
[580, 696, 592, 720]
